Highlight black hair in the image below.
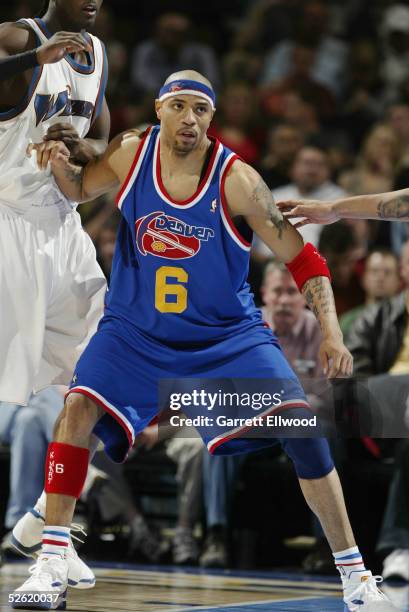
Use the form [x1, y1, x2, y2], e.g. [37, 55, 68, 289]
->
[318, 221, 358, 255]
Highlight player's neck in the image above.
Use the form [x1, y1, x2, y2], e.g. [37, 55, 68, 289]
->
[41, 10, 82, 34]
[159, 136, 211, 176]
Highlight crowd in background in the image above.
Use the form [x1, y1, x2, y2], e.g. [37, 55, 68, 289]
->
[2, 0, 409, 580]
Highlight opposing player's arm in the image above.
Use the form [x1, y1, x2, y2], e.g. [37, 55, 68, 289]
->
[224, 162, 352, 377]
[278, 188, 409, 228]
[43, 97, 111, 164]
[0, 22, 91, 82]
[30, 129, 141, 202]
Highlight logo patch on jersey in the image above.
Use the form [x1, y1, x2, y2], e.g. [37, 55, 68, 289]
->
[34, 89, 94, 127]
[135, 211, 215, 259]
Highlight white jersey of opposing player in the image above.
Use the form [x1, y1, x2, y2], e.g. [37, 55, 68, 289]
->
[0, 17, 107, 213]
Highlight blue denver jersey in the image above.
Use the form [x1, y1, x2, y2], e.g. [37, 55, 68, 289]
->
[107, 125, 266, 345]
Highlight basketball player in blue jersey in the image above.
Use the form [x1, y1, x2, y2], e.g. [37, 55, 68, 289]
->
[18, 70, 398, 611]
[0, 0, 110, 595]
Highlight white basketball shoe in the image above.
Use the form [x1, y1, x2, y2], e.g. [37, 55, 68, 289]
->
[11, 555, 68, 610]
[343, 571, 400, 611]
[11, 508, 95, 589]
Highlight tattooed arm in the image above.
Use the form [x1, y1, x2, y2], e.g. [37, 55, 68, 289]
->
[224, 160, 304, 261]
[27, 129, 141, 203]
[302, 276, 352, 376]
[278, 189, 409, 227]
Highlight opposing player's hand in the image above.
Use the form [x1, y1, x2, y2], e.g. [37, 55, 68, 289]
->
[277, 199, 340, 228]
[319, 337, 353, 378]
[27, 140, 70, 171]
[36, 31, 92, 65]
[44, 122, 81, 152]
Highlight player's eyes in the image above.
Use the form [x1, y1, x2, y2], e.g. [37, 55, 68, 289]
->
[196, 107, 207, 113]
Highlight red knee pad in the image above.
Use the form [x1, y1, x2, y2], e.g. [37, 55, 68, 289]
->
[45, 442, 89, 499]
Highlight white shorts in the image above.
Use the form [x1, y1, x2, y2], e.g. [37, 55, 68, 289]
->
[0, 204, 106, 405]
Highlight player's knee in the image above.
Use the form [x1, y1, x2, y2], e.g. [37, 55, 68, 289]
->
[54, 393, 102, 444]
[281, 438, 334, 479]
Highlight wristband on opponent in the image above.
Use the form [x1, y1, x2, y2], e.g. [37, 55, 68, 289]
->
[0, 49, 39, 83]
[286, 242, 331, 291]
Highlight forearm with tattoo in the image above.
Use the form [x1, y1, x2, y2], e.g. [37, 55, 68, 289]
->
[377, 195, 409, 219]
[53, 161, 85, 202]
[251, 178, 285, 239]
[302, 276, 341, 338]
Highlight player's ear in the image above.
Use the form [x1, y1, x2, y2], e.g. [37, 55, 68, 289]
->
[155, 100, 162, 121]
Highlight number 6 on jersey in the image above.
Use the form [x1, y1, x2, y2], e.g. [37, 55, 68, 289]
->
[155, 266, 188, 313]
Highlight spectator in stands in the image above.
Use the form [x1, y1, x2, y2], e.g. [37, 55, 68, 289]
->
[252, 146, 346, 264]
[377, 439, 409, 582]
[93, 6, 128, 101]
[260, 0, 348, 97]
[339, 124, 401, 196]
[0, 388, 64, 535]
[340, 249, 401, 336]
[258, 123, 304, 189]
[261, 262, 324, 383]
[130, 13, 219, 95]
[209, 82, 263, 165]
[387, 103, 409, 162]
[260, 42, 335, 121]
[343, 240, 409, 580]
[318, 222, 365, 316]
[380, 4, 409, 106]
[340, 41, 383, 150]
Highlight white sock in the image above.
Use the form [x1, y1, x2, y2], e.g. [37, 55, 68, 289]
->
[333, 546, 366, 579]
[42, 525, 70, 558]
[34, 491, 47, 518]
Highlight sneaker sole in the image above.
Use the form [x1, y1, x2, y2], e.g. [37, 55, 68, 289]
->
[11, 588, 67, 610]
[67, 577, 96, 589]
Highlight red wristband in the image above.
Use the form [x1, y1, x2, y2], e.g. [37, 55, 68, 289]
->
[286, 243, 331, 291]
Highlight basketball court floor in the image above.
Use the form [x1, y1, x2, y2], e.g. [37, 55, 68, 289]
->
[1, 561, 409, 611]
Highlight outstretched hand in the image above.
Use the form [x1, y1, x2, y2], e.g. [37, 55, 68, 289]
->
[277, 199, 340, 228]
[27, 140, 70, 171]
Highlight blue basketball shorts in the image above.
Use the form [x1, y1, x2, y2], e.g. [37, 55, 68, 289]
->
[66, 316, 329, 473]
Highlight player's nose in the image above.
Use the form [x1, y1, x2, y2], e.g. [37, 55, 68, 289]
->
[182, 108, 196, 124]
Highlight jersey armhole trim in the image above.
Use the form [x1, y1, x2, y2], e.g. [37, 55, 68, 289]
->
[116, 126, 153, 210]
[220, 154, 252, 250]
[91, 40, 108, 124]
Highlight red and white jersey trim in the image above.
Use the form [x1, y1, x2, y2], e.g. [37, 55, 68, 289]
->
[152, 136, 223, 209]
[207, 398, 311, 454]
[116, 126, 153, 210]
[67, 386, 135, 448]
[219, 153, 252, 251]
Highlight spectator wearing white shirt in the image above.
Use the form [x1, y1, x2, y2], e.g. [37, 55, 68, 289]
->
[252, 146, 346, 263]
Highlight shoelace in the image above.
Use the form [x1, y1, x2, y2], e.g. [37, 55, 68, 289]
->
[349, 575, 388, 603]
[70, 523, 87, 546]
